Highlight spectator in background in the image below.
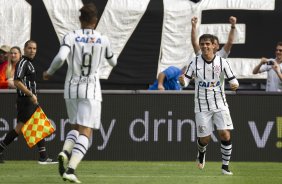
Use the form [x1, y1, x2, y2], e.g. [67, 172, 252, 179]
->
[148, 66, 186, 90]
[5, 46, 22, 88]
[253, 42, 282, 92]
[0, 45, 11, 88]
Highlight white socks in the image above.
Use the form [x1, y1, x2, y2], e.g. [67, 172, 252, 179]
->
[68, 135, 89, 170]
[63, 130, 79, 154]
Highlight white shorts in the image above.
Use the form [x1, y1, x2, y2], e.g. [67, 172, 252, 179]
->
[65, 98, 101, 129]
[195, 109, 234, 137]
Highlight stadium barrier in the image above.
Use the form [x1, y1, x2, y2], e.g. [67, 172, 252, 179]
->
[0, 90, 281, 161]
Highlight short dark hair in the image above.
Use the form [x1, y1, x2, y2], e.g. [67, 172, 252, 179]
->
[213, 35, 219, 44]
[79, 3, 98, 24]
[199, 34, 215, 43]
[24, 40, 37, 48]
[277, 42, 282, 47]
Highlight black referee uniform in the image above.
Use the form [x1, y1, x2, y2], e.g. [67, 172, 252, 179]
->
[0, 41, 56, 164]
[14, 56, 37, 123]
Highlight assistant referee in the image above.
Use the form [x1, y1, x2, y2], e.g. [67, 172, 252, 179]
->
[0, 40, 56, 164]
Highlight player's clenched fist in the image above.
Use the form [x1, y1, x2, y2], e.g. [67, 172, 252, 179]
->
[230, 83, 239, 91]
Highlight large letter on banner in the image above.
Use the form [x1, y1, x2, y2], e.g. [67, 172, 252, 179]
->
[43, 0, 82, 42]
[96, 0, 151, 79]
[159, 0, 275, 79]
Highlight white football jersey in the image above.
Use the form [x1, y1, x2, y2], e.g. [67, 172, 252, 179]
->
[184, 55, 238, 112]
[197, 48, 230, 90]
[47, 29, 117, 100]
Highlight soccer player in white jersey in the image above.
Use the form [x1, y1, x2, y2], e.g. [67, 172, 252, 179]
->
[180, 34, 239, 175]
[43, 3, 117, 183]
[191, 16, 237, 89]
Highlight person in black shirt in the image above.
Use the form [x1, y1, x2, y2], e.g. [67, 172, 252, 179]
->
[0, 40, 57, 164]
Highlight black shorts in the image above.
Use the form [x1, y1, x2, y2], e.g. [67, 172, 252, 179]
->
[16, 97, 37, 123]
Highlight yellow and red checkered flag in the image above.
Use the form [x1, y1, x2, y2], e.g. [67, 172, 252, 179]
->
[21, 106, 55, 148]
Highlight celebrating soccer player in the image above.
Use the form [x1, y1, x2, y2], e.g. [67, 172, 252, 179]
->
[180, 34, 239, 175]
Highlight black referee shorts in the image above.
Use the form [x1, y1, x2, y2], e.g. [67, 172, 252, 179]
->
[16, 97, 37, 123]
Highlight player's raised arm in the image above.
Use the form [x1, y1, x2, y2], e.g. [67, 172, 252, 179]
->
[191, 16, 201, 55]
[223, 16, 237, 53]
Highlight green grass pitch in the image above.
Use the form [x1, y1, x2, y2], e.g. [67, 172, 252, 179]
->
[0, 161, 281, 184]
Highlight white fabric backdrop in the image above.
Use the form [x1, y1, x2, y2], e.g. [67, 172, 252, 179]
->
[0, 0, 31, 49]
[160, 0, 275, 78]
[1, 0, 277, 80]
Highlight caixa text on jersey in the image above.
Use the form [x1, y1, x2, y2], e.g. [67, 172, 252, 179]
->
[75, 36, 101, 44]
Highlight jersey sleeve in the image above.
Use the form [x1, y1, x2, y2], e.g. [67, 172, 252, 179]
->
[222, 58, 239, 85]
[216, 48, 229, 59]
[46, 45, 70, 75]
[102, 35, 117, 67]
[14, 61, 27, 80]
[61, 33, 72, 49]
[183, 60, 194, 87]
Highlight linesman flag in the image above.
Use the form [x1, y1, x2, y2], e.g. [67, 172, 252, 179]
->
[21, 106, 55, 148]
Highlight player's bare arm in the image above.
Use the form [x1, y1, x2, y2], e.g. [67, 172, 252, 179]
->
[191, 16, 200, 54]
[223, 16, 237, 53]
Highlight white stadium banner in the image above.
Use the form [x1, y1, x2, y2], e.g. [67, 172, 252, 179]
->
[43, 0, 150, 79]
[96, 0, 151, 79]
[0, 0, 277, 80]
[43, 0, 83, 42]
[160, 0, 275, 78]
[0, 0, 31, 49]
[159, 0, 195, 75]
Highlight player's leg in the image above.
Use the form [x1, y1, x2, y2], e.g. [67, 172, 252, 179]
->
[196, 136, 210, 169]
[195, 111, 213, 169]
[58, 129, 79, 176]
[63, 99, 80, 154]
[60, 128, 79, 155]
[63, 128, 90, 183]
[58, 99, 79, 176]
[63, 99, 101, 183]
[214, 109, 234, 175]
